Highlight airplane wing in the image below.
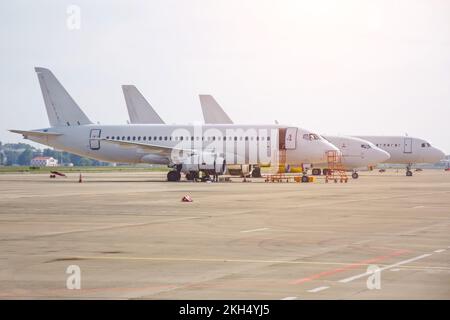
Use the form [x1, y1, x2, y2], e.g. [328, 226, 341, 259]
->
[101, 138, 197, 158]
[9, 129, 63, 138]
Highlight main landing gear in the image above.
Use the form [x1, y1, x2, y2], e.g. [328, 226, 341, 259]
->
[185, 171, 199, 181]
[167, 170, 181, 182]
[167, 164, 182, 182]
[251, 166, 262, 178]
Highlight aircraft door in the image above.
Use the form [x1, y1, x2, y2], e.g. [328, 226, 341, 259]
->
[89, 129, 101, 150]
[285, 127, 298, 150]
[278, 128, 286, 149]
[403, 137, 412, 153]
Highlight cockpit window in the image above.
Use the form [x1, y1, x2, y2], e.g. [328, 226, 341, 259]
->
[303, 133, 321, 141]
[421, 143, 431, 148]
[361, 144, 371, 149]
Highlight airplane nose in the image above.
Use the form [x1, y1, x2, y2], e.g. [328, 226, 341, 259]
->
[322, 139, 340, 153]
[434, 148, 446, 162]
[376, 149, 391, 163]
[319, 139, 340, 161]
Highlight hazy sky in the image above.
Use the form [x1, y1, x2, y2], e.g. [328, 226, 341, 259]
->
[1, 0, 449, 152]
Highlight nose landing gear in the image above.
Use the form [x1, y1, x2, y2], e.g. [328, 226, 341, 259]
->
[406, 164, 413, 177]
[351, 172, 359, 179]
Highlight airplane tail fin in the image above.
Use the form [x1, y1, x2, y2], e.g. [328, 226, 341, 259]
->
[199, 95, 234, 124]
[35, 67, 92, 127]
[122, 85, 165, 124]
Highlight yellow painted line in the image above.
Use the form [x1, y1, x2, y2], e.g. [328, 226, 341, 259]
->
[7, 216, 201, 240]
[68, 255, 359, 266]
[241, 228, 269, 233]
[53, 255, 450, 271]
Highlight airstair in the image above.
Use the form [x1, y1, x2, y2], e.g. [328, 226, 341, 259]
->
[325, 150, 348, 183]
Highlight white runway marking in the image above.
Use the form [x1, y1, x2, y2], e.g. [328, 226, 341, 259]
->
[412, 206, 425, 209]
[390, 268, 401, 272]
[434, 249, 446, 253]
[339, 254, 433, 283]
[281, 296, 298, 300]
[241, 228, 269, 233]
[307, 286, 329, 293]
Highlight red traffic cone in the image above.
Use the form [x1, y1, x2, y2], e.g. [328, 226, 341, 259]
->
[181, 195, 193, 202]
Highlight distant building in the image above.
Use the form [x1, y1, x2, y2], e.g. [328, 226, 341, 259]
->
[0, 150, 6, 166]
[30, 156, 58, 167]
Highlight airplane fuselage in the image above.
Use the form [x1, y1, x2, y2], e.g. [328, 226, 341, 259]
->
[23, 124, 338, 168]
[356, 136, 445, 165]
[314, 135, 390, 170]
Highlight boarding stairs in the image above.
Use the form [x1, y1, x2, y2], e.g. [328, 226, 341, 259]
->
[325, 150, 348, 183]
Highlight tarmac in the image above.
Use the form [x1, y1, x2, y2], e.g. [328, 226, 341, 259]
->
[0, 169, 449, 299]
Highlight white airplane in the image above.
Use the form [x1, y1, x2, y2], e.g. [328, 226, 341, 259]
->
[123, 91, 390, 179]
[123, 88, 258, 177]
[10, 67, 339, 182]
[315, 136, 390, 179]
[198, 95, 391, 179]
[356, 136, 445, 176]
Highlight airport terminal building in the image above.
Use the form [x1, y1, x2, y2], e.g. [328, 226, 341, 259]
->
[30, 156, 58, 167]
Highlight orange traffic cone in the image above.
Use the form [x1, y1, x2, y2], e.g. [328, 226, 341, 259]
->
[181, 195, 193, 202]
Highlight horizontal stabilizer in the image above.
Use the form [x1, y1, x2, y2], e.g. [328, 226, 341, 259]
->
[9, 129, 63, 138]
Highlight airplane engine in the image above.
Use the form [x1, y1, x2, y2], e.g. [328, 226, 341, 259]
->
[200, 156, 227, 175]
[181, 154, 227, 175]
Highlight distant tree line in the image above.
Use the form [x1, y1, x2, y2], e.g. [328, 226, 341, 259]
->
[0, 141, 109, 166]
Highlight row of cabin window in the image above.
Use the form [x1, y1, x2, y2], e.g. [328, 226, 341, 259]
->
[376, 143, 400, 147]
[105, 135, 271, 142]
[376, 143, 431, 148]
